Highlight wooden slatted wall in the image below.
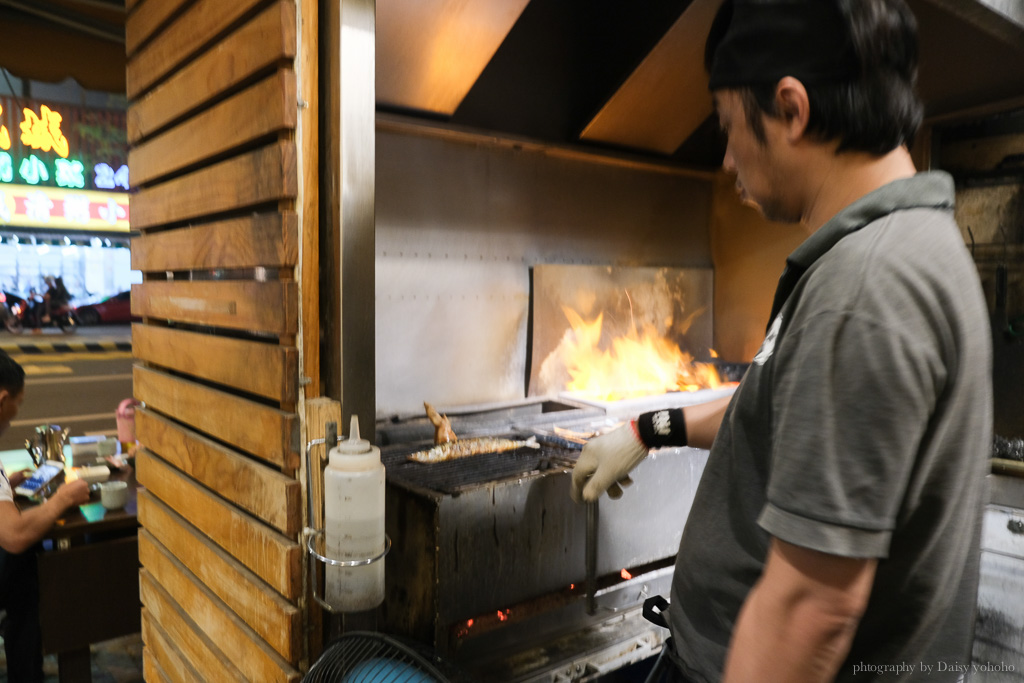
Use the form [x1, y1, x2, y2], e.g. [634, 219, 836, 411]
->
[126, 0, 317, 678]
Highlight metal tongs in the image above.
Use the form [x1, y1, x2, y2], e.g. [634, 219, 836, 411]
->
[586, 500, 598, 614]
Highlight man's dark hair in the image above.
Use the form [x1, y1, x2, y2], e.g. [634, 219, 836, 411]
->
[708, 0, 923, 154]
[0, 349, 25, 396]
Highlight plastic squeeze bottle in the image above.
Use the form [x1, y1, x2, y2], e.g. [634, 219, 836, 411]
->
[324, 415, 386, 612]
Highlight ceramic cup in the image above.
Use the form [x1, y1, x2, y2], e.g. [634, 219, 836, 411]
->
[99, 480, 129, 510]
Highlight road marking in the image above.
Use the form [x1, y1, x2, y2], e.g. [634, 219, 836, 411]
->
[26, 373, 133, 385]
[22, 365, 74, 375]
[9, 352, 134, 362]
[11, 412, 117, 427]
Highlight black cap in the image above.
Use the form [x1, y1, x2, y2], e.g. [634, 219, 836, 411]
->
[706, 0, 859, 90]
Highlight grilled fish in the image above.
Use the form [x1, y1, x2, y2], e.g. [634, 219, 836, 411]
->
[407, 436, 540, 464]
[424, 401, 457, 445]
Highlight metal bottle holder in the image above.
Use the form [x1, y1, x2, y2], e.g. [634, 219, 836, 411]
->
[303, 434, 391, 614]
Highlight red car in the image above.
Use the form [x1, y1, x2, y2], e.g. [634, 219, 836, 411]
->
[75, 291, 135, 325]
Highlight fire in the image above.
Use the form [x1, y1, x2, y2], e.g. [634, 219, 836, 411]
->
[496, 610, 508, 622]
[554, 306, 722, 401]
[620, 568, 633, 580]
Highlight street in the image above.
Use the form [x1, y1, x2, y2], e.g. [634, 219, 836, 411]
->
[1, 327, 133, 452]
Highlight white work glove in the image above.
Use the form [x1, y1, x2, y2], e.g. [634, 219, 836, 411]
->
[571, 421, 649, 503]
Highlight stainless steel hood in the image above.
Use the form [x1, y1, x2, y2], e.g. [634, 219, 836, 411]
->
[376, 0, 1024, 168]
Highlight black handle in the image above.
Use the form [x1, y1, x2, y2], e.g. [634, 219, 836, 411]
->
[643, 595, 670, 629]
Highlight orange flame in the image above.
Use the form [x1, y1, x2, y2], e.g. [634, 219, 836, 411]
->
[496, 610, 508, 622]
[556, 307, 721, 401]
[620, 568, 633, 580]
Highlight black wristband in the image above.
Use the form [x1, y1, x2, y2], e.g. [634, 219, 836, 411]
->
[636, 408, 688, 448]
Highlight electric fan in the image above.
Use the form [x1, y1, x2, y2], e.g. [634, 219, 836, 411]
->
[304, 631, 470, 683]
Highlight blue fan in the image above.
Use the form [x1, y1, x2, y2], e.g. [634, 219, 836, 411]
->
[343, 657, 436, 682]
[304, 632, 463, 683]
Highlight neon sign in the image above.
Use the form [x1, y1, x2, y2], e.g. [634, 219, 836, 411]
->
[0, 98, 128, 195]
[55, 158, 85, 189]
[19, 155, 48, 185]
[0, 183, 129, 232]
[20, 104, 69, 158]
[0, 103, 9, 151]
[93, 162, 129, 190]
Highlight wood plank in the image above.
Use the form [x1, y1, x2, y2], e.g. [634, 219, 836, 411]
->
[129, 141, 296, 230]
[139, 492, 301, 662]
[131, 279, 298, 335]
[132, 324, 298, 403]
[126, 0, 192, 57]
[131, 212, 298, 272]
[142, 650, 170, 683]
[299, 0, 320, 399]
[127, 0, 268, 99]
[133, 365, 298, 469]
[139, 531, 301, 682]
[142, 610, 205, 683]
[140, 570, 248, 682]
[128, 1, 297, 144]
[302, 397, 340, 664]
[131, 70, 297, 187]
[135, 408, 300, 536]
[303, 398, 342, 533]
[136, 450, 302, 599]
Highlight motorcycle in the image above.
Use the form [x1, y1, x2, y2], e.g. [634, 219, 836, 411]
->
[0, 291, 22, 333]
[3, 295, 78, 335]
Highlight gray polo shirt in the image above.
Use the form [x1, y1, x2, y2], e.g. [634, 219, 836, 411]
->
[668, 172, 992, 682]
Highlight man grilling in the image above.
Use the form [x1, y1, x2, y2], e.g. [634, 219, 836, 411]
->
[570, 1, 992, 681]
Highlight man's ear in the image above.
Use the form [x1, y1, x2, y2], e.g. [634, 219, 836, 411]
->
[774, 76, 811, 142]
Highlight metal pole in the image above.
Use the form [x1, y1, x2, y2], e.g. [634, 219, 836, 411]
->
[324, 0, 377, 438]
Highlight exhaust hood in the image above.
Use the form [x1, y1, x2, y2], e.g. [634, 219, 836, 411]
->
[376, 0, 1024, 168]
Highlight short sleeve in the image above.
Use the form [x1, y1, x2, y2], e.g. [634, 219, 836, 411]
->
[759, 310, 942, 558]
[0, 465, 13, 504]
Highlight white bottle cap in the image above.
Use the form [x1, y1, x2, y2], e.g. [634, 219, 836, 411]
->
[337, 415, 371, 454]
[328, 416, 380, 469]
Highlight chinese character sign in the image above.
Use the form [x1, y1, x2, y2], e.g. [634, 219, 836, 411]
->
[94, 163, 129, 190]
[0, 103, 9, 151]
[0, 96, 128, 193]
[0, 184, 129, 231]
[55, 159, 85, 189]
[20, 105, 70, 158]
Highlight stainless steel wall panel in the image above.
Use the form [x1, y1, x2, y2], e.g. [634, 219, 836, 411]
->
[375, 126, 714, 416]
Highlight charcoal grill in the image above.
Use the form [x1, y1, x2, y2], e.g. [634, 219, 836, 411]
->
[377, 396, 718, 681]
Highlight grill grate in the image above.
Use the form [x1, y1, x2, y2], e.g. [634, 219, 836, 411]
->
[383, 434, 579, 495]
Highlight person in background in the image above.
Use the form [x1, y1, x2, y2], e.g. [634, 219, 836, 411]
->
[0, 350, 90, 682]
[24, 288, 42, 329]
[40, 276, 70, 325]
[571, 1, 992, 681]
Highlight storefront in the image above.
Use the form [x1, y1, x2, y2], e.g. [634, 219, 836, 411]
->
[0, 94, 134, 304]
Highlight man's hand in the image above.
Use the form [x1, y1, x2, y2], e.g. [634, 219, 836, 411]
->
[0, 478, 91, 554]
[8, 469, 30, 488]
[55, 479, 90, 507]
[571, 421, 649, 503]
